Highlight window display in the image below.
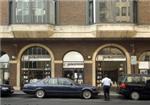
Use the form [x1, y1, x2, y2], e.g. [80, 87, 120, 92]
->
[21, 47, 51, 87]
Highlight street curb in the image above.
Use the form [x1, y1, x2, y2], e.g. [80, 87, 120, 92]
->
[14, 91, 120, 96]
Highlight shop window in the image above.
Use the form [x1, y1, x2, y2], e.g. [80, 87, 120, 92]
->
[21, 46, 51, 86]
[63, 51, 84, 84]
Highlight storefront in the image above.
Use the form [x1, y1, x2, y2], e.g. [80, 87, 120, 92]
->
[93, 44, 130, 87]
[1, 39, 148, 90]
[20, 46, 52, 87]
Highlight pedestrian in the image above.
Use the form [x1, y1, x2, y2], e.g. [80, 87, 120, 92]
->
[101, 74, 113, 101]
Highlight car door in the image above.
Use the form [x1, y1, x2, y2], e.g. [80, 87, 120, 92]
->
[43, 78, 60, 96]
[58, 78, 82, 96]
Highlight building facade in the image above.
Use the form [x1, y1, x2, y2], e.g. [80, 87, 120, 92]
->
[1, 0, 150, 90]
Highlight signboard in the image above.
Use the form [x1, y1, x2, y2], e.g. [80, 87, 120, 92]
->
[22, 55, 51, 61]
[63, 61, 84, 68]
[138, 61, 149, 69]
[96, 55, 126, 61]
[131, 56, 137, 65]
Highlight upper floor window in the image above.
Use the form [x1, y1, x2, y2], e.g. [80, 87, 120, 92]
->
[11, 0, 56, 24]
[92, 0, 134, 23]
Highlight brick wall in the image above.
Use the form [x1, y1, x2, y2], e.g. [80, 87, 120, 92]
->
[0, 0, 9, 25]
[138, 0, 150, 25]
[58, 0, 86, 25]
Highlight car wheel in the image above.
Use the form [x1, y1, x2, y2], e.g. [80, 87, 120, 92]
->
[82, 90, 92, 99]
[36, 90, 45, 98]
[130, 91, 140, 100]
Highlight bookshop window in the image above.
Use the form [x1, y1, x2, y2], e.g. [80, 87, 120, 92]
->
[21, 46, 51, 86]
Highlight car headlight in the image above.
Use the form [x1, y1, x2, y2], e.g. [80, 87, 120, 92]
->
[2, 87, 9, 90]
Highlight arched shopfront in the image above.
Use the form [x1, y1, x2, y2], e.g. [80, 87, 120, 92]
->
[139, 51, 150, 74]
[93, 44, 130, 87]
[0, 51, 10, 84]
[20, 45, 53, 87]
[63, 51, 84, 84]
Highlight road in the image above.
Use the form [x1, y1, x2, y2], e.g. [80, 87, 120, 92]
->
[1, 93, 150, 105]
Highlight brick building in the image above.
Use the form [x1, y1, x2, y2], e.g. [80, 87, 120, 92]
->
[0, 0, 150, 90]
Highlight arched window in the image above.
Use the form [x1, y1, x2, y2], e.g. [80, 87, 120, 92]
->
[21, 46, 51, 86]
[63, 51, 84, 84]
[95, 47, 127, 87]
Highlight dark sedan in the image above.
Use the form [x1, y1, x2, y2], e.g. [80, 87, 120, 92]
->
[22, 77, 99, 99]
[0, 84, 14, 96]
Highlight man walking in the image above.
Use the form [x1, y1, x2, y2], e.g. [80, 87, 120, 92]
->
[101, 74, 112, 101]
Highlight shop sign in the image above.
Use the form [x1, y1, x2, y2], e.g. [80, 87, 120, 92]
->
[138, 61, 150, 69]
[63, 61, 84, 68]
[96, 55, 126, 61]
[22, 55, 51, 61]
[131, 56, 137, 65]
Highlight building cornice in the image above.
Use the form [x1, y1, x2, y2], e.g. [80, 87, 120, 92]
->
[0, 24, 150, 38]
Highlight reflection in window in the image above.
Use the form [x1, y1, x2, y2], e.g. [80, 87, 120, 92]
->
[95, 0, 133, 23]
[48, 78, 57, 85]
[16, 0, 30, 23]
[58, 79, 72, 85]
[122, 7, 127, 16]
[12, 0, 55, 24]
[33, 0, 46, 23]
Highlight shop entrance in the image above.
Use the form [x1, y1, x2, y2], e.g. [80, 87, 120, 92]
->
[63, 68, 83, 84]
[63, 51, 84, 84]
[96, 46, 127, 87]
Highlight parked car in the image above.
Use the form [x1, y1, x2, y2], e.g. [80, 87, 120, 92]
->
[0, 84, 14, 96]
[118, 74, 150, 100]
[22, 77, 99, 99]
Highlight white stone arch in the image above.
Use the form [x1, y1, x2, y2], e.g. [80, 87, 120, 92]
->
[16, 43, 54, 90]
[92, 43, 131, 86]
[63, 51, 84, 62]
[63, 51, 84, 68]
